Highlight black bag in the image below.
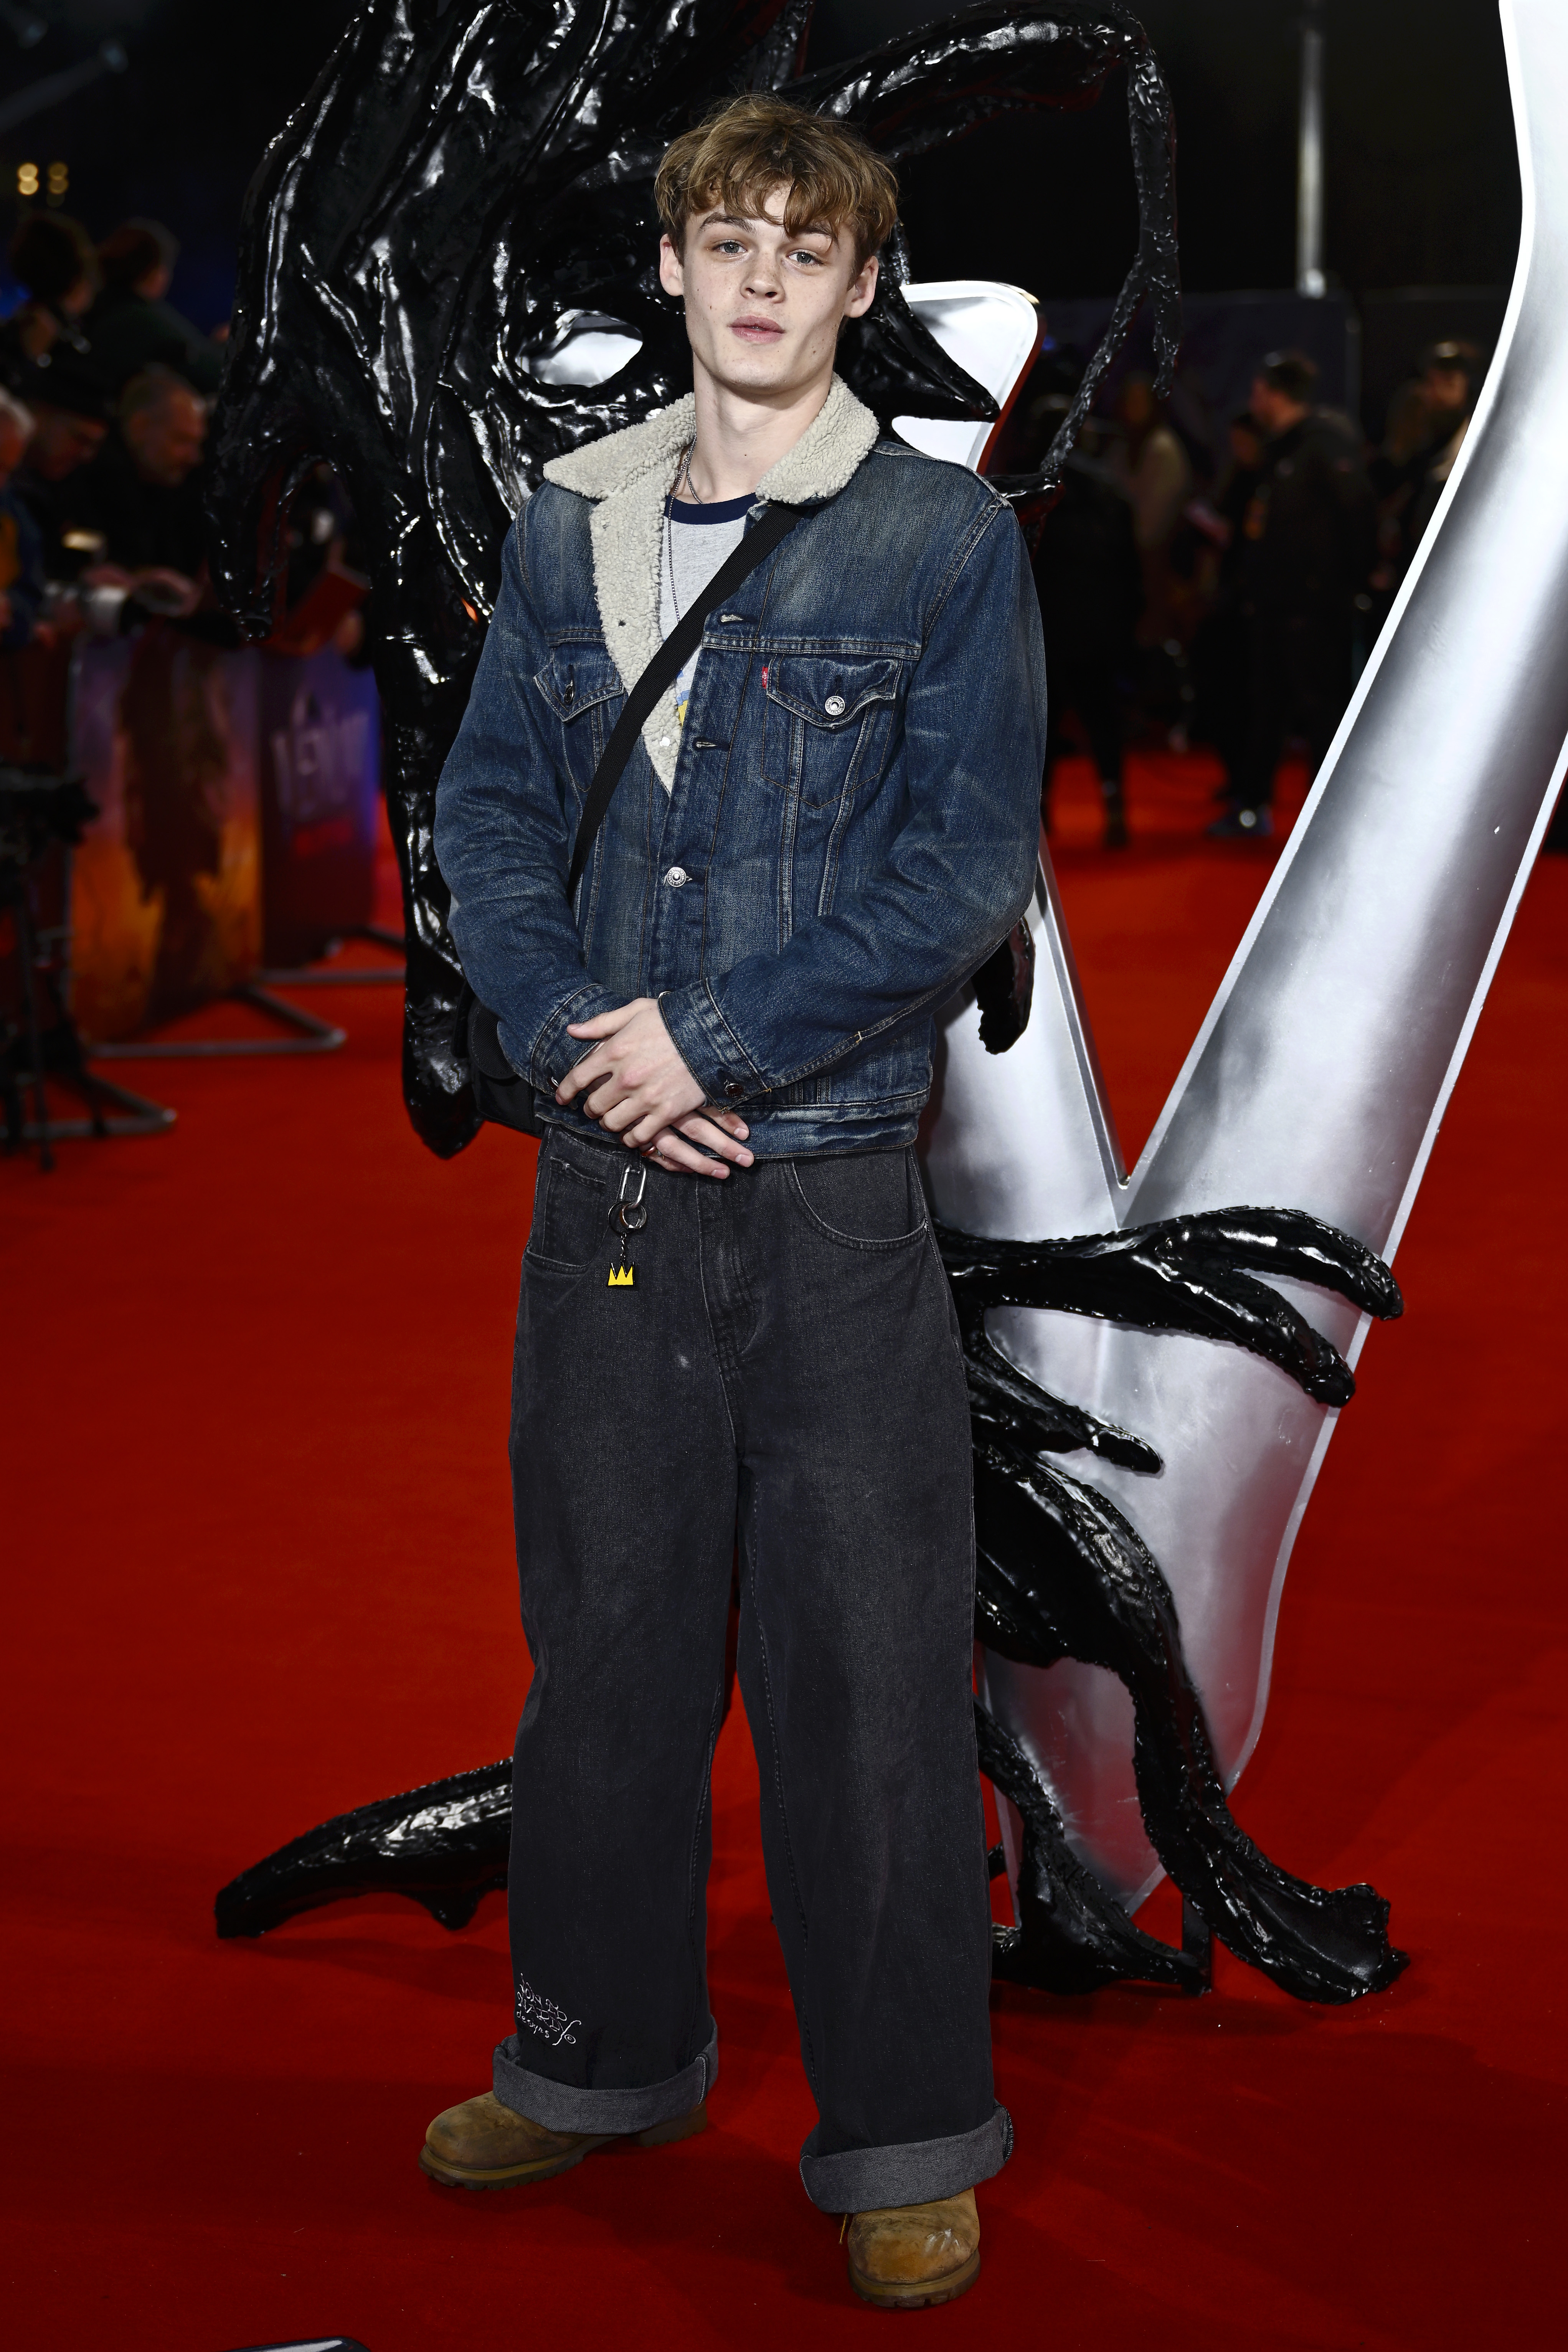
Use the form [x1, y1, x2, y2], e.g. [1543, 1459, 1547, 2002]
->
[452, 501, 804, 1134]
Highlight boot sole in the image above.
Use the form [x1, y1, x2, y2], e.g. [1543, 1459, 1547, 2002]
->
[848, 2249, 980, 2310]
[418, 2102, 705, 2190]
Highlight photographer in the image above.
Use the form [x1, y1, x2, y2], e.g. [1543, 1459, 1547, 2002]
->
[85, 219, 224, 398]
[0, 390, 46, 647]
[60, 365, 210, 619]
[0, 215, 99, 398]
[8, 353, 111, 583]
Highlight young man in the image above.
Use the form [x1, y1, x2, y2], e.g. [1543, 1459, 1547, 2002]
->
[430, 95, 1047, 2309]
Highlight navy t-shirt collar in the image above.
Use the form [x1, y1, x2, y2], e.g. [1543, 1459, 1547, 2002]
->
[665, 491, 756, 525]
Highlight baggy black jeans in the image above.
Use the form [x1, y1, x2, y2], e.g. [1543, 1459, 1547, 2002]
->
[492, 1124, 1011, 2213]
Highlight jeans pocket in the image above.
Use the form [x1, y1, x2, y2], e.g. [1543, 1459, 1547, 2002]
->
[525, 1134, 612, 1270]
[787, 1147, 928, 1250]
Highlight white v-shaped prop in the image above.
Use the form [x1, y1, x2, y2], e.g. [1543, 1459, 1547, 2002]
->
[923, 0, 1568, 1909]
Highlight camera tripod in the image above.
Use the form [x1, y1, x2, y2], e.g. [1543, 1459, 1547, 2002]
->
[0, 768, 173, 1171]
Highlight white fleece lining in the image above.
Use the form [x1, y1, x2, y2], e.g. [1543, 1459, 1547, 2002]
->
[541, 377, 882, 789]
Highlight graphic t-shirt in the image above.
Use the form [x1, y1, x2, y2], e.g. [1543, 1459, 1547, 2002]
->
[655, 490, 752, 792]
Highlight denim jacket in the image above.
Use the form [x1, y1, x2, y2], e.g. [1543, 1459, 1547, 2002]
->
[434, 376, 1047, 1156]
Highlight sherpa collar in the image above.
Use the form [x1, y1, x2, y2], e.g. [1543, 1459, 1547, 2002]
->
[541, 373, 880, 505]
[541, 377, 880, 789]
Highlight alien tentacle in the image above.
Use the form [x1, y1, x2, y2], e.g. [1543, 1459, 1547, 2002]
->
[957, 1296, 1161, 1471]
[215, 1759, 513, 1939]
[975, 1698, 1202, 1994]
[974, 1441, 1408, 2002]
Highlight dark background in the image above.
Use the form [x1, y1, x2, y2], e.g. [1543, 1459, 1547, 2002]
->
[0, 2, 1522, 367]
[812, 0, 1520, 298]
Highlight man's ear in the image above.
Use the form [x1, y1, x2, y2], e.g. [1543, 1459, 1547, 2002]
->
[658, 233, 685, 301]
[843, 251, 879, 323]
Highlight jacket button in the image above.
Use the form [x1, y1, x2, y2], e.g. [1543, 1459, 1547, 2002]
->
[663, 865, 689, 888]
[824, 693, 846, 716]
[723, 1081, 744, 1100]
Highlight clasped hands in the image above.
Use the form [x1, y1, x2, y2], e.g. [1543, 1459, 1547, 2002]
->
[556, 998, 753, 1179]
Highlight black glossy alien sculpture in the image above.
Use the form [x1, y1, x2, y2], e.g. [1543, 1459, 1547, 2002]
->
[210, 0, 1408, 2004]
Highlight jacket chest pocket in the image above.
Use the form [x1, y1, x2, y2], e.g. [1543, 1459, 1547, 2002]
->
[761, 656, 902, 810]
[533, 646, 625, 794]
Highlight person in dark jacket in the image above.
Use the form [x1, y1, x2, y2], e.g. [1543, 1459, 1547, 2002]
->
[0, 214, 98, 397]
[83, 219, 224, 398]
[428, 93, 1041, 2311]
[61, 365, 209, 587]
[1381, 340, 1483, 581]
[8, 351, 112, 581]
[1211, 350, 1375, 839]
[0, 389, 46, 647]
[1029, 380, 1141, 847]
[1186, 410, 1264, 788]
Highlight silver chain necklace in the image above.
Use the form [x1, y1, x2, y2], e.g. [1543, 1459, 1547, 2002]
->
[664, 442, 703, 625]
[664, 444, 758, 626]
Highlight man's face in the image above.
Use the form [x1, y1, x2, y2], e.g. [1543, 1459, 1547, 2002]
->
[659, 189, 877, 404]
[125, 386, 207, 487]
[1250, 376, 1307, 438]
[27, 406, 107, 480]
[1423, 363, 1470, 417]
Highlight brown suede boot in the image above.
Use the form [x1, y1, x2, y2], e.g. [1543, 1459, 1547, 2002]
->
[845, 2187, 981, 2309]
[418, 2090, 706, 2189]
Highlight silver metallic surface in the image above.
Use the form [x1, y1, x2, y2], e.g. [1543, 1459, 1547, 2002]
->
[926, 0, 1568, 1908]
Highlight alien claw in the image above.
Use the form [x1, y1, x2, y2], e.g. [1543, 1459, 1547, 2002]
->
[962, 1321, 1163, 1472]
[937, 1203, 1400, 1405]
[1165, 1207, 1403, 1321]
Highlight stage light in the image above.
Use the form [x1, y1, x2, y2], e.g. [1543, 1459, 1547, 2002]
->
[46, 162, 68, 200]
[17, 162, 39, 198]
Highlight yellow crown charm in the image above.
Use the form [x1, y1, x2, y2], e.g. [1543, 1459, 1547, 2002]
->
[607, 1264, 635, 1288]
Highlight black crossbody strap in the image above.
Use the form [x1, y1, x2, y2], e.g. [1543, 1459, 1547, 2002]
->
[566, 500, 802, 898]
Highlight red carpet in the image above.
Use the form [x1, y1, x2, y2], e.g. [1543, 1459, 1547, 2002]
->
[4, 750, 1563, 2349]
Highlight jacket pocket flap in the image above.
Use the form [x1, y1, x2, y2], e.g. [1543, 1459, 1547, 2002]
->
[534, 646, 625, 719]
[763, 656, 903, 729]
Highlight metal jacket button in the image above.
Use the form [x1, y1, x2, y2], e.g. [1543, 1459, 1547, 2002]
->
[723, 1081, 744, 1099]
[663, 865, 689, 888]
[824, 694, 846, 716]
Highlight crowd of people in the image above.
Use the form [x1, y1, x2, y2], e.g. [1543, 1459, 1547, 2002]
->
[0, 211, 231, 651]
[0, 204, 373, 697]
[1032, 335, 1485, 844]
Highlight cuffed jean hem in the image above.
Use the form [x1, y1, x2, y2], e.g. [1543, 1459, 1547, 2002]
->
[798, 2103, 1013, 2214]
[492, 2031, 718, 2136]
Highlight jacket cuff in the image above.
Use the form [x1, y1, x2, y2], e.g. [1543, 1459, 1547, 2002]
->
[657, 981, 765, 1107]
[508, 980, 623, 1097]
